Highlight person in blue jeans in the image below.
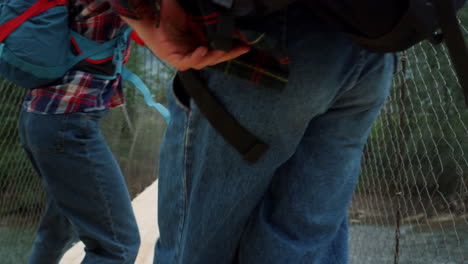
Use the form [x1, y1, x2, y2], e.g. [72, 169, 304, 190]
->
[118, 0, 395, 263]
[18, 0, 140, 263]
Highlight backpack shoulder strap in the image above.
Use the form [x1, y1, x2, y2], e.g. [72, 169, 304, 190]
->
[121, 66, 171, 123]
[68, 26, 133, 79]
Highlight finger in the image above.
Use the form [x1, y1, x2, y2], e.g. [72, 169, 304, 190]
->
[189, 49, 231, 69]
[168, 46, 209, 70]
[189, 45, 250, 69]
[173, 48, 225, 70]
[174, 45, 250, 70]
[209, 45, 250, 66]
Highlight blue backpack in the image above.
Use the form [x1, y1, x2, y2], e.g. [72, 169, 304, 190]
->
[0, 0, 170, 123]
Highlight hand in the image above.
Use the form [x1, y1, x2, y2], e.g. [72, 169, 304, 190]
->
[121, 0, 250, 70]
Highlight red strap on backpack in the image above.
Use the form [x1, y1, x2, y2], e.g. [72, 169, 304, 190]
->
[130, 30, 145, 46]
[0, 0, 67, 43]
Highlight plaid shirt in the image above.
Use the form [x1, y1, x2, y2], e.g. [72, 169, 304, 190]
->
[24, 0, 129, 114]
[111, 0, 290, 90]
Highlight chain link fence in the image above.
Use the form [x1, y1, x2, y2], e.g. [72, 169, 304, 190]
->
[349, 11, 468, 264]
[1, 11, 467, 264]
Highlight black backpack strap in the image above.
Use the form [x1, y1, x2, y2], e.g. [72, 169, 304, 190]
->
[434, 0, 468, 107]
[177, 70, 269, 163]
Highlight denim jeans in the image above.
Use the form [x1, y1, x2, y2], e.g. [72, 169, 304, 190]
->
[154, 4, 394, 264]
[18, 109, 140, 264]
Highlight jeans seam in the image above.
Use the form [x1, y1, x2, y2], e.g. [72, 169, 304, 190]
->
[347, 49, 368, 93]
[175, 107, 191, 264]
[329, 49, 368, 109]
[197, 179, 268, 255]
[82, 123, 128, 263]
[58, 114, 68, 152]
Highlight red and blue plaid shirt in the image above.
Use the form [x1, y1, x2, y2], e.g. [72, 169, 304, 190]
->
[24, 0, 129, 114]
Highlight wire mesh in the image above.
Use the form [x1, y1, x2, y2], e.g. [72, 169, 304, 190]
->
[349, 9, 468, 264]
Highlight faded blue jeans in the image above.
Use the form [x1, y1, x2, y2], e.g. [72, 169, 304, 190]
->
[155, 4, 394, 264]
[18, 109, 140, 264]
